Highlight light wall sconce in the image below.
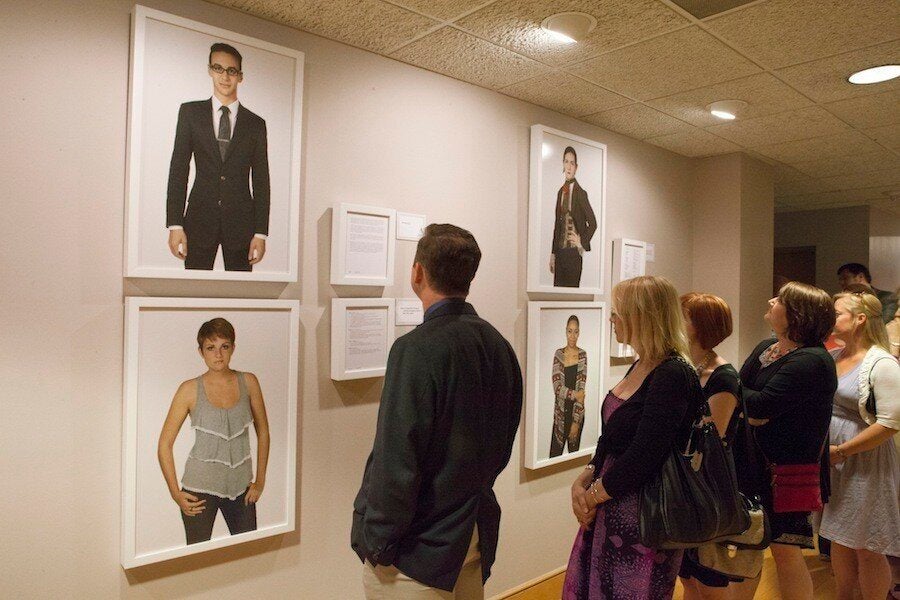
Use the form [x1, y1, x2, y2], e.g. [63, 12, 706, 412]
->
[848, 65, 900, 85]
[540, 12, 596, 44]
[706, 99, 748, 120]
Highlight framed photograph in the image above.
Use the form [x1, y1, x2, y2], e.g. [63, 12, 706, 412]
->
[331, 298, 396, 380]
[525, 301, 607, 470]
[125, 5, 304, 281]
[610, 238, 647, 358]
[122, 297, 299, 568]
[330, 203, 397, 286]
[527, 124, 607, 295]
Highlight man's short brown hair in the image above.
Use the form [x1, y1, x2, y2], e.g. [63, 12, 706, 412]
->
[779, 282, 835, 346]
[197, 317, 236, 348]
[414, 224, 481, 296]
[680, 293, 733, 350]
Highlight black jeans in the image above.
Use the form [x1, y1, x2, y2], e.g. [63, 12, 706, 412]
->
[180, 488, 257, 545]
[553, 247, 583, 288]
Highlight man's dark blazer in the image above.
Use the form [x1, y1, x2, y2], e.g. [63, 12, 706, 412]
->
[166, 99, 270, 249]
[351, 299, 523, 592]
[551, 179, 597, 254]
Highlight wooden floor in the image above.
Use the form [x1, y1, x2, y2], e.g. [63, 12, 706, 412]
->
[497, 549, 837, 600]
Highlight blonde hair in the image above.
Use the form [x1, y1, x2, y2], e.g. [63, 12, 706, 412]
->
[613, 276, 690, 362]
[834, 291, 890, 351]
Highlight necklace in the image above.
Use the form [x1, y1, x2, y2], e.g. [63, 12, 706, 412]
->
[695, 351, 715, 374]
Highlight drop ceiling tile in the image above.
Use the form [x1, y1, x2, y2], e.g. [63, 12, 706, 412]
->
[211, 0, 438, 53]
[791, 151, 900, 179]
[582, 104, 694, 139]
[775, 40, 900, 104]
[392, 26, 547, 89]
[775, 177, 840, 197]
[389, 0, 493, 21]
[705, 0, 900, 69]
[499, 72, 630, 117]
[646, 73, 814, 128]
[777, 186, 898, 207]
[864, 124, 900, 152]
[644, 129, 741, 157]
[705, 106, 850, 147]
[818, 169, 900, 192]
[753, 130, 886, 163]
[823, 90, 900, 130]
[569, 27, 761, 101]
[456, 0, 687, 67]
[771, 162, 809, 184]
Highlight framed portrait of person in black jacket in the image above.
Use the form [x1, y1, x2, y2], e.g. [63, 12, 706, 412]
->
[125, 6, 303, 281]
[527, 125, 606, 294]
[525, 301, 608, 469]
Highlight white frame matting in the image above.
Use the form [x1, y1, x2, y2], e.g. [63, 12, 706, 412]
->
[331, 298, 396, 380]
[122, 297, 299, 568]
[525, 301, 608, 470]
[331, 203, 397, 286]
[610, 238, 647, 358]
[527, 124, 607, 295]
[124, 5, 304, 282]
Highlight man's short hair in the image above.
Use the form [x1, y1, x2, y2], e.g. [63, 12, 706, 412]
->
[563, 146, 578, 164]
[209, 42, 242, 71]
[837, 262, 871, 283]
[414, 224, 481, 297]
[197, 317, 236, 348]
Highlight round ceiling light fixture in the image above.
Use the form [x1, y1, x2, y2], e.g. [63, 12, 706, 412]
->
[848, 65, 900, 85]
[706, 99, 748, 120]
[540, 12, 596, 44]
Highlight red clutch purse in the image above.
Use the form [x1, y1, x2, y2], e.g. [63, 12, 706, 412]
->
[771, 463, 822, 513]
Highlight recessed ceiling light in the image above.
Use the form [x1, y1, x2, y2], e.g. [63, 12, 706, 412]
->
[706, 99, 748, 120]
[540, 12, 596, 44]
[848, 65, 900, 85]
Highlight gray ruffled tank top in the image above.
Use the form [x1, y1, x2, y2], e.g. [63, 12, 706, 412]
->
[181, 372, 253, 500]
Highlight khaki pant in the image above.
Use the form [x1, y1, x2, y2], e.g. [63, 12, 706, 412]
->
[363, 526, 483, 600]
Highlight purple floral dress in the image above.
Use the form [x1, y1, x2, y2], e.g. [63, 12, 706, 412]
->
[562, 391, 684, 599]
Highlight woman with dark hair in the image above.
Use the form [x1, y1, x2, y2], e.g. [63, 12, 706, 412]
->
[732, 282, 837, 600]
[550, 315, 587, 458]
[158, 317, 271, 545]
[677, 293, 744, 599]
[564, 276, 703, 599]
[821, 291, 900, 600]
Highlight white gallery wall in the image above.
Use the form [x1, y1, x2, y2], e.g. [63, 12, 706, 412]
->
[1, 1, 764, 597]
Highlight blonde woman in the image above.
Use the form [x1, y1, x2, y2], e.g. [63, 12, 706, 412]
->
[821, 291, 900, 600]
[564, 276, 702, 599]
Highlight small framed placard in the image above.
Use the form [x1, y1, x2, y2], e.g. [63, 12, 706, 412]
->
[396, 212, 426, 241]
[331, 203, 396, 286]
[396, 298, 424, 326]
[331, 298, 396, 380]
[610, 238, 647, 358]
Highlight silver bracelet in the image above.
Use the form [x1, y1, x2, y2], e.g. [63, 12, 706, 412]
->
[584, 464, 595, 471]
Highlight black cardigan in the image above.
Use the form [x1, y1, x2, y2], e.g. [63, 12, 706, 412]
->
[740, 339, 836, 467]
[590, 356, 703, 499]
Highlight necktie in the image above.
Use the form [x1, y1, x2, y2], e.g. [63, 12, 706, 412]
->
[217, 105, 231, 161]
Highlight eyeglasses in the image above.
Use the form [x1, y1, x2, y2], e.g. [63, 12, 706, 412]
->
[209, 63, 241, 77]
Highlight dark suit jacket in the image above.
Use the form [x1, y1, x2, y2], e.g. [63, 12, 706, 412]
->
[351, 299, 523, 591]
[551, 179, 597, 254]
[166, 99, 270, 249]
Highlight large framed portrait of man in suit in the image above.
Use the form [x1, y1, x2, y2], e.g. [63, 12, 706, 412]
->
[527, 125, 606, 295]
[125, 6, 303, 281]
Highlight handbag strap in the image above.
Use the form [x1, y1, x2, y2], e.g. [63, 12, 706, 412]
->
[866, 356, 893, 415]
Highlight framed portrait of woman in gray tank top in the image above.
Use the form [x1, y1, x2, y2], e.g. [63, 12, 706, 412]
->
[121, 297, 299, 568]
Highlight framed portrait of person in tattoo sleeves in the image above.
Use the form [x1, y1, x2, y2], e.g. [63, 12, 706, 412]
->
[121, 297, 299, 568]
[527, 125, 606, 295]
[125, 5, 303, 281]
[525, 301, 607, 470]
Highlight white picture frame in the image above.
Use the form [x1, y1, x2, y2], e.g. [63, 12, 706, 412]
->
[122, 297, 299, 568]
[396, 212, 427, 241]
[395, 298, 425, 326]
[610, 238, 647, 358]
[525, 301, 608, 470]
[527, 124, 607, 295]
[125, 5, 304, 281]
[331, 298, 396, 380]
[330, 203, 397, 286]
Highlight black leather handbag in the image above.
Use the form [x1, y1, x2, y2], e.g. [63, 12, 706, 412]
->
[638, 358, 750, 550]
